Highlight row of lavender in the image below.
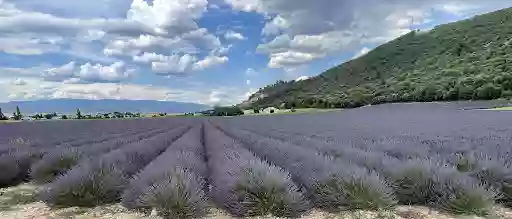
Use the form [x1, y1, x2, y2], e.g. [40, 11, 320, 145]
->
[1, 104, 510, 218]
[0, 119, 169, 145]
[212, 105, 512, 216]
[23, 121, 506, 218]
[1, 118, 307, 218]
[0, 118, 188, 187]
[29, 121, 312, 219]
[0, 119, 174, 156]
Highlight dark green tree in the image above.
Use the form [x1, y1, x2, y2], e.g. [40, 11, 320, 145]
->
[31, 114, 43, 120]
[76, 108, 82, 119]
[0, 108, 7, 120]
[476, 84, 503, 100]
[44, 112, 58, 120]
[13, 106, 22, 120]
[212, 106, 244, 116]
[114, 112, 124, 118]
[61, 115, 68, 120]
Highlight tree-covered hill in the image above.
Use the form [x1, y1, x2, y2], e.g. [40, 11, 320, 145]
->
[241, 7, 512, 109]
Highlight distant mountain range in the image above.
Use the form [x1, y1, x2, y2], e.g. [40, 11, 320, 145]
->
[0, 99, 210, 115]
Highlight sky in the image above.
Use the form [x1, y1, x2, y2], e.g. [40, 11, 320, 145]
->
[0, 0, 511, 106]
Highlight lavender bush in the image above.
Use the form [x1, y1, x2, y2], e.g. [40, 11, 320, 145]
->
[467, 154, 512, 206]
[0, 149, 43, 186]
[40, 126, 189, 207]
[0, 127, 170, 187]
[385, 158, 495, 215]
[30, 128, 169, 184]
[217, 126, 397, 211]
[138, 168, 207, 219]
[205, 124, 310, 218]
[1, 102, 511, 217]
[121, 126, 208, 219]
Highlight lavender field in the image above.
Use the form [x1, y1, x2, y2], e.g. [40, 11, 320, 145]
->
[1, 103, 512, 218]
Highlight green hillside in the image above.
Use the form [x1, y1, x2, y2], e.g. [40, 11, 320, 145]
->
[242, 7, 512, 109]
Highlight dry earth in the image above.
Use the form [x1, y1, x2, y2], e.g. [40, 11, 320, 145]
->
[1, 184, 511, 219]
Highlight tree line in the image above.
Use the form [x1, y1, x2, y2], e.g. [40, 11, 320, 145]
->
[0, 106, 143, 121]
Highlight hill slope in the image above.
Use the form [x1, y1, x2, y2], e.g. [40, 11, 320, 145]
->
[242, 7, 512, 109]
[0, 99, 209, 114]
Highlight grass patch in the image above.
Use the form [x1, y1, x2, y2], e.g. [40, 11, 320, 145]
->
[0, 184, 38, 211]
[485, 106, 512, 111]
[243, 108, 339, 116]
[52, 207, 90, 218]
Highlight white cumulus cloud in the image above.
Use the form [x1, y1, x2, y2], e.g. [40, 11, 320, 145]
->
[193, 56, 229, 71]
[40, 61, 132, 83]
[151, 54, 198, 74]
[295, 76, 309, 81]
[11, 78, 27, 86]
[224, 30, 246, 40]
[352, 47, 371, 59]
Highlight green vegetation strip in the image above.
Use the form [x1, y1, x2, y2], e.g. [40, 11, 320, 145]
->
[487, 106, 512, 111]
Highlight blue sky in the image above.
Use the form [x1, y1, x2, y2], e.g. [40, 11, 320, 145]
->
[0, 0, 511, 106]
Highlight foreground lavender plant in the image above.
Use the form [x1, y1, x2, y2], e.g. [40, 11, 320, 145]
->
[30, 128, 169, 184]
[385, 158, 496, 215]
[205, 124, 310, 218]
[217, 127, 397, 211]
[39, 126, 189, 207]
[121, 126, 208, 219]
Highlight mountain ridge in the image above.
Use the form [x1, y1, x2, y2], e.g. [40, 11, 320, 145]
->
[241, 7, 512, 109]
